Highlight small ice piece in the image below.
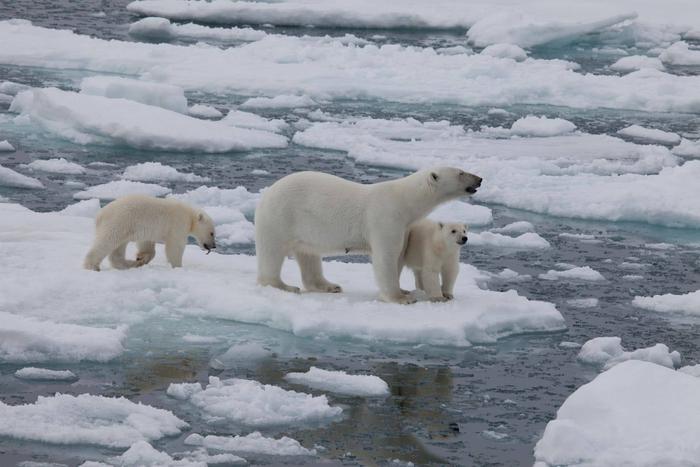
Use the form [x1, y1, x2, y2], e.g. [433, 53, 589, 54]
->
[487, 268, 531, 281]
[632, 290, 700, 315]
[84, 439, 246, 466]
[644, 242, 675, 250]
[129, 16, 266, 43]
[577, 336, 681, 370]
[59, 199, 101, 218]
[121, 162, 209, 183]
[672, 138, 700, 158]
[0, 393, 186, 447]
[469, 231, 550, 249]
[184, 431, 316, 456]
[0, 140, 15, 151]
[539, 266, 604, 281]
[209, 342, 273, 370]
[14, 367, 77, 381]
[610, 55, 664, 72]
[491, 221, 534, 234]
[188, 104, 223, 119]
[436, 45, 472, 55]
[617, 125, 681, 145]
[482, 430, 508, 440]
[679, 364, 700, 377]
[558, 232, 596, 241]
[73, 180, 171, 200]
[659, 41, 700, 66]
[80, 76, 189, 114]
[223, 110, 289, 133]
[167, 376, 342, 426]
[487, 108, 510, 116]
[510, 115, 576, 137]
[428, 201, 493, 226]
[0, 80, 30, 95]
[284, 367, 390, 397]
[251, 169, 270, 175]
[567, 298, 599, 308]
[623, 274, 644, 281]
[182, 334, 221, 344]
[559, 341, 582, 349]
[240, 94, 317, 109]
[0, 164, 43, 189]
[480, 44, 527, 61]
[26, 158, 86, 175]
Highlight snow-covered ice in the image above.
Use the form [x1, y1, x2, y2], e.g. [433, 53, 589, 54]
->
[0, 393, 186, 448]
[80, 75, 189, 114]
[469, 232, 551, 249]
[577, 336, 681, 370]
[610, 55, 665, 72]
[59, 198, 102, 218]
[187, 104, 223, 119]
[679, 364, 700, 377]
[284, 367, 390, 397]
[184, 432, 315, 456]
[632, 290, 700, 315]
[480, 44, 527, 61]
[73, 180, 171, 200]
[535, 360, 700, 466]
[240, 94, 317, 109]
[0, 139, 15, 151]
[129, 16, 266, 43]
[122, 162, 209, 183]
[659, 41, 700, 65]
[222, 110, 289, 133]
[14, 367, 78, 381]
[83, 439, 244, 466]
[617, 125, 681, 145]
[0, 164, 44, 189]
[672, 138, 700, 158]
[491, 221, 535, 234]
[539, 266, 605, 282]
[167, 376, 342, 426]
[26, 158, 86, 175]
[509, 115, 576, 137]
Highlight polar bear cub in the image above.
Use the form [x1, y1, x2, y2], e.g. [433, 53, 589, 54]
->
[83, 195, 216, 271]
[401, 219, 468, 302]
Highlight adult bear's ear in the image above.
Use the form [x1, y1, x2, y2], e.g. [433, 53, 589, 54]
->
[198, 212, 204, 222]
[438, 222, 444, 229]
[430, 172, 439, 183]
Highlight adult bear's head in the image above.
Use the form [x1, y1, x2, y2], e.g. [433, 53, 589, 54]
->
[426, 167, 482, 200]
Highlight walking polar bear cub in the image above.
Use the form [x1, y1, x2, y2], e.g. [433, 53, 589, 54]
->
[84, 195, 216, 271]
[255, 167, 481, 304]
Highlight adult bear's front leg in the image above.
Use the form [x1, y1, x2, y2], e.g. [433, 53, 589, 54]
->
[371, 235, 416, 304]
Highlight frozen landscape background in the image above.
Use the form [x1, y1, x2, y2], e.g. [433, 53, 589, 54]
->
[1, 0, 700, 466]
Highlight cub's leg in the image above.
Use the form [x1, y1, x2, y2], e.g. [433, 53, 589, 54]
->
[421, 269, 448, 302]
[164, 236, 186, 268]
[135, 241, 156, 267]
[109, 242, 137, 270]
[441, 260, 459, 300]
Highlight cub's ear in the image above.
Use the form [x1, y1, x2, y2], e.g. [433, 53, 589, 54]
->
[198, 212, 204, 222]
[438, 222, 444, 229]
[463, 223, 469, 231]
[430, 172, 439, 183]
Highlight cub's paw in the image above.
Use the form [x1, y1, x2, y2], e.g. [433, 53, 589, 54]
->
[430, 295, 449, 303]
[442, 293, 454, 300]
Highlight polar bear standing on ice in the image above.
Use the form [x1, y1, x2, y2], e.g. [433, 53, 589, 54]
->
[254, 167, 482, 304]
[83, 195, 216, 271]
[401, 220, 468, 302]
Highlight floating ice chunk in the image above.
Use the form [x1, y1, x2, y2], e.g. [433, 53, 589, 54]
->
[169, 185, 259, 214]
[185, 431, 315, 456]
[567, 298, 599, 308]
[659, 41, 700, 65]
[672, 138, 700, 158]
[535, 360, 700, 466]
[0, 80, 29, 95]
[167, 376, 342, 426]
[14, 367, 77, 381]
[469, 231, 550, 249]
[623, 274, 644, 280]
[610, 55, 664, 72]
[129, 16, 266, 42]
[559, 341, 582, 349]
[644, 242, 676, 250]
[0, 393, 186, 448]
[428, 201, 493, 226]
[617, 124, 681, 145]
[209, 342, 273, 370]
[26, 158, 86, 175]
[0, 139, 15, 151]
[74, 180, 171, 200]
[0, 311, 126, 363]
[83, 440, 240, 466]
[467, 11, 637, 48]
[0, 92, 12, 104]
[491, 221, 534, 234]
[80, 76, 189, 114]
[679, 364, 700, 377]
[578, 336, 681, 370]
[485, 268, 531, 281]
[480, 43, 527, 61]
[539, 266, 604, 281]
[10, 88, 287, 152]
[0, 164, 44, 189]
[686, 29, 700, 40]
[436, 45, 472, 56]
[240, 94, 317, 109]
[222, 110, 289, 133]
[632, 290, 700, 315]
[510, 115, 576, 137]
[188, 103, 223, 118]
[251, 169, 269, 175]
[284, 367, 390, 397]
[558, 232, 596, 241]
[59, 199, 101, 218]
[487, 108, 511, 116]
[122, 162, 209, 183]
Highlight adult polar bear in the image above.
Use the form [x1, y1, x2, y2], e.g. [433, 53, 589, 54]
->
[255, 167, 482, 304]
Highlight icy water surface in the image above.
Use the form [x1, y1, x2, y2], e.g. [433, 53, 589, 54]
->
[1, 1, 700, 466]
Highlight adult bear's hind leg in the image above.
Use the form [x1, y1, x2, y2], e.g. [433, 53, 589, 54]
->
[256, 237, 300, 293]
[296, 251, 342, 293]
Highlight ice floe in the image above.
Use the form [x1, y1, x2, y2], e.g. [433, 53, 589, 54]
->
[80, 75, 189, 114]
[0, 139, 15, 151]
[122, 162, 209, 183]
[672, 138, 700, 158]
[284, 367, 390, 397]
[539, 266, 605, 281]
[184, 431, 315, 456]
[222, 110, 289, 133]
[14, 367, 78, 381]
[610, 55, 665, 72]
[240, 94, 317, 109]
[129, 16, 266, 42]
[659, 41, 700, 65]
[535, 360, 700, 466]
[0, 164, 44, 189]
[73, 180, 171, 200]
[10, 88, 287, 152]
[0, 393, 186, 448]
[617, 124, 681, 145]
[26, 158, 86, 175]
[509, 115, 576, 137]
[59, 198, 102, 217]
[427, 200, 493, 226]
[209, 342, 273, 370]
[82, 440, 245, 467]
[167, 376, 342, 426]
[470, 232, 550, 249]
[679, 364, 700, 377]
[577, 336, 681, 370]
[491, 221, 535, 234]
[480, 44, 527, 61]
[632, 290, 700, 315]
[187, 103, 223, 118]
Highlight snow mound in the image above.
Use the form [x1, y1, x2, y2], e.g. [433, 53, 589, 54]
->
[188, 104, 223, 118]
[0, 164, 44, 189]
[14, 367, 77, 381]
[578, 336, 681, 370]
[480, 44, 527, 61]
[26, 158, 86, 175]
[0, 139, 15, 151]
[74, 180, 171, 200]
[122, 162, 209, 183]
[240, 94, 317, 109]
[427, 201, 493, 226]
[470, 232, 550, 249]
[660, 41, 700, 65]
[0, 393, 187, 448]
[10, 88, 287, 152]
[284, 367, 390, 397]
[222, 110, 289, 133]
[539, 266, 604, 281]
[617, 125, 681, 145]
[632, 290, 700, 315]
[0, 311, 126, 363]
[129, 16, 266, 42]
[167, 376, 342, 426]
[510, 115, 576, 137]
[535, 360, 700, 466]
[610, 55, 664, 72]
[184, 431, 315, 456]
[80, 76, 189, 114]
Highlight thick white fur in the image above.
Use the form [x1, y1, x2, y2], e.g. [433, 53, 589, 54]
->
[255, 167, 481, 303]
[401, 220, 468, 302]
[83, 195, 215, 271]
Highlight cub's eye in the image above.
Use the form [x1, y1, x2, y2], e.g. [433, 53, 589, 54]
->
[451, 230, 456, 233]
[210, 232, 214, 236]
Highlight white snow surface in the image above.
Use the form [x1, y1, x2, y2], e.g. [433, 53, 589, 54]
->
[129, 16, 266, 42]
[617, 125, 681, 145]
[0, 139, 15, 151]
[672, 138, 700, 158]
[26, 158, 86, 175]
[184, 432, 315, 456]
[167, 376, 342, 426]
[510, 115, 576, 137]
[14, 367, 77, 381]
[577, 336, 681, 370]
[539, 266, 605, 281]
[0, 164, 44, 189]
[0, 202, 565, 348]
[610, 55, 665, 72]
[679, 364, 700, 377]
[0, 393, 187, 448]
[284, 367, 390, 397]
[632, 290, 700, 315]
[80, 75, 189, 114]
[535, 360, 700, 466]
[59, 198, 102, 218]
[659, 41, 700, 65]
[73, 180, 171, 200]
[10, 88, 287, 152]
[240, 94, 317, 109]
[122, 162, 209, 183]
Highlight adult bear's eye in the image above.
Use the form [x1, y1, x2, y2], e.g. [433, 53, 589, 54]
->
[451, 230, 456, 233]
[210, 232, 214, 236]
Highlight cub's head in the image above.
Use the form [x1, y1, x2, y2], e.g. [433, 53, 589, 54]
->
[438, 222, 468, 246]
[191, 210, 216, 253]
[427, 167, 482, 200]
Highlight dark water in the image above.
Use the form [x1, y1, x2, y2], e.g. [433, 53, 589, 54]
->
[1, 2, 700, 466]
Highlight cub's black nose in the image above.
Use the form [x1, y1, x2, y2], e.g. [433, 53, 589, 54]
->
[461, 236, 468, 242]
